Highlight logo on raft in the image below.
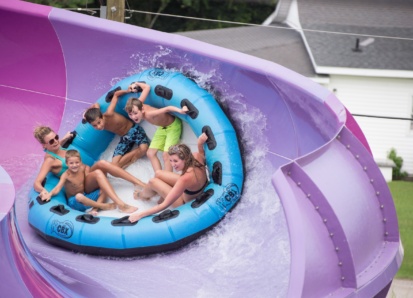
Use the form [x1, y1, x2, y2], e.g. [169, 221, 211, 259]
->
[51, 220, 74, 239]
[148, 68, 170, 80]
[216, 183, 240, 212]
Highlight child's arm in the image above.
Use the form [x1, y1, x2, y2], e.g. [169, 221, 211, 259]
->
[42, 173, 67, 201]
[106, 89, 130, 116]
[128, 82, 150, 103]
[146, 105, 189, 117]
[197, 133, 208, 158]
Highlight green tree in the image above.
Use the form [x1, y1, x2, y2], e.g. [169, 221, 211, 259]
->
[126, 0, 276, 32]
[388, 148, 408, 180]
[25, 0, 277, 32]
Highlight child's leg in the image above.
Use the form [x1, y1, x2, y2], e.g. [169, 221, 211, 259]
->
[163, 117, 182, 172]
[134, 170, 179, 200]
[162, 151, 172, 172]
[147, 148, 162, 172]
[115, 143, 148, 169]
[90, 160, 145, 188]
[85, 169, 137, 213]
[88, 191, 115, 215]
[145, 176, 184, 208]
[74, 192, 115, 211]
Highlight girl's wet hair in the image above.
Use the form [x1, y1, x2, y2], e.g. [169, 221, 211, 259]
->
[125, 98, 143, 113]
[33, 126, 53, 144]
[168, 144, 204, 174]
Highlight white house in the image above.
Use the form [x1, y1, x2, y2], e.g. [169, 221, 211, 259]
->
[179, 0, 413, 178]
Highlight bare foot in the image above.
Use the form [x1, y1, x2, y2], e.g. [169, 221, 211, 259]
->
[133, 186, 150, 200]
[133, 186, 142, 200]
[119, 204, 138, 214]
[88, 208, 98, 216]
[101, 203, 116, 211]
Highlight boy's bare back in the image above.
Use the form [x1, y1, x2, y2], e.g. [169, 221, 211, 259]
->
[142, 104, 178, 127]
[103, 112, 134, 136]
[63, 164, 88, 198]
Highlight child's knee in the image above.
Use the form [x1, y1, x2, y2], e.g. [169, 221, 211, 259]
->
[140, 143, 149, 153]
[154, 169, 163, 178]
[95, 159, 110, 170]
[75, 193, 84, 202]
[148, 177, 158, 187]
[147, 148, 158, 159]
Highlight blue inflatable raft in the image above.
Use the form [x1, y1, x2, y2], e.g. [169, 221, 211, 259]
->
[28, 68, 244, 256]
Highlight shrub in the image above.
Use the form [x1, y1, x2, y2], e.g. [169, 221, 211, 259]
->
[387, 148, 408, 180]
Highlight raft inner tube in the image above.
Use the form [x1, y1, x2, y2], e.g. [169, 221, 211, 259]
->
[28, 68, 244, 257]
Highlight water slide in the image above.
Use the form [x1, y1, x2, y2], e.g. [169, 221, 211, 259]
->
[0, 1, 402, 297]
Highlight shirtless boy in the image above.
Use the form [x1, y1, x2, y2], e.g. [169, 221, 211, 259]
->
[84, 83, 150, 169]
[125, 82, 188, 172]
[43, 150, 137, 214]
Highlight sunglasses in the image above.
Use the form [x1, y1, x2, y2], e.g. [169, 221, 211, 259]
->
[47, 135, 59, 145]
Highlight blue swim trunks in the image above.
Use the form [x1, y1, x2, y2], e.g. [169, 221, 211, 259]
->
[67, 189, 100, 212]
[113, 123, 149, 157]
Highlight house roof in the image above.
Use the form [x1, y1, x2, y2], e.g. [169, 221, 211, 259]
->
[177, 0, 413, 77]
[178, 24, 317, 78]
[296, 0, 413, 73]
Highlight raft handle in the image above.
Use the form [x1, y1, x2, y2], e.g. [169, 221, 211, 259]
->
[76, 214, 100, 224]
[155, 85, 173, 100]
[111, 216, 138, 226]
[130, 81, 146, 93]
[181, 99, 199, 119]
[191, 189, 214, 208]
[50, 204, 70, 216]
[105, 86, 122, 102]
[202, 126, 217, 150]
[36, 196, 50, 206]
[212, 162, 222, 186]
[152, 210, 179, 223]
[61, 131, 77, 149]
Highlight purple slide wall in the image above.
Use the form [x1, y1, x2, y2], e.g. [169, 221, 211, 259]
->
[0, 1, 402, 297]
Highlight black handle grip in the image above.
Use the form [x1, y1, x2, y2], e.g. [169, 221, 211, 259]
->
[76, 214, 100, 224]
[111, 215, 138, 226]
[105, 86, 122, 102]
[181, 99, 199, 119]
[202, 126, 217, 150]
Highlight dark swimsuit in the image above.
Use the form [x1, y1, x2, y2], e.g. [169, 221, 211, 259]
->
[184, 179, 208, 195]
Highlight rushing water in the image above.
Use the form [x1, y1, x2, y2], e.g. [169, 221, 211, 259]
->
[13, 60, 290, 297]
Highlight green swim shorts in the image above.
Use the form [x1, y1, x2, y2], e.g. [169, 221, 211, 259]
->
[149, 117, 182, 151]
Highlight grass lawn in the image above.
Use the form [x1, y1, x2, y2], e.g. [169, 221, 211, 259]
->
[388, 181, 413, 279]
